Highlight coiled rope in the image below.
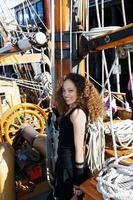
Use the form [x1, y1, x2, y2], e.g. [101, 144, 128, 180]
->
[104, 120, 133, 149]
[96, 157, 133, 200]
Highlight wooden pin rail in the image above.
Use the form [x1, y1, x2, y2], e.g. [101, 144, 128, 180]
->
[88, 23, 133, 51]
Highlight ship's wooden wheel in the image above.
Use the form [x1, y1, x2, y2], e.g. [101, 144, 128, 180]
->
[1, 103, 48, 144]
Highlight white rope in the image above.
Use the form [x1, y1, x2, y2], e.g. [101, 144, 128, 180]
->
[85, 0, 89, 79]
[89, 75, 126, 106]
[13, 63, 21, 78]
[101, 0, 105, 102]
[0, 73, 52, 96]
[103, 54, 119, 159]
[26, 0, 49, 33]
[115, 49, 121, 92]
[95, 0, 119, 160]
[85, 118, 105, 174]
[0, 75, 42, 90]
[22, 2, 29, 33]
[101, 54, 120, 93]
[50, 0, 56, 92]
[21, 62, 38, 94]
[0, 0, 25, 37]
[96, 158, 133, 200]
[26, 0, 38, 28]
[104, 119, 133, 149]
[95, 0, 101, 27]
[101, 0, 104, 27]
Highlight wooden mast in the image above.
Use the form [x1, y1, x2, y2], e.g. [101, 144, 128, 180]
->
[54, 0, 71, 81]
[54, 0, 87, 81]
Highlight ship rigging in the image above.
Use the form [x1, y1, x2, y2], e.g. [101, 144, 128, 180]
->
[0, 0, 133, 200]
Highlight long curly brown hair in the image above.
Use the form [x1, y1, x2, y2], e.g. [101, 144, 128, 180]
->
[55, 73, 104, 122]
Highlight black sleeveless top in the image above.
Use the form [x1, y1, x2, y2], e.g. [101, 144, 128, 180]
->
[57, 107, 77, 168]
[58, 108, 76, 148]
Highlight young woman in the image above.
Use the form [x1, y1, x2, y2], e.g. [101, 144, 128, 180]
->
[52, 73, 104, 200]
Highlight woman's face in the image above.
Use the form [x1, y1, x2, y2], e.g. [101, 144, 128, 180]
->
[62, 79, 77, 107]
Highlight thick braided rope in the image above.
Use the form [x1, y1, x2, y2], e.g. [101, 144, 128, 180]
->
[96, 157, 133, 200]
[104, 120, 133, 149]
[85, 119, 105, 174]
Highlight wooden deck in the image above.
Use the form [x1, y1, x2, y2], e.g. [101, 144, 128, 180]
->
[80, 176, 103, 200]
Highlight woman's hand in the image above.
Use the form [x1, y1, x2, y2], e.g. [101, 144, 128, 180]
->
[73, 185, 82, 196]
[70, 185, 82, 200]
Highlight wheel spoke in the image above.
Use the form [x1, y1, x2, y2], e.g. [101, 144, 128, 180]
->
[23, 112, 28, 123]
[8, 128, 19, 135]
[11, 123, 21, 129]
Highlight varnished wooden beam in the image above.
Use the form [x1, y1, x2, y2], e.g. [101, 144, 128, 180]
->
[88, 23, 133, 51]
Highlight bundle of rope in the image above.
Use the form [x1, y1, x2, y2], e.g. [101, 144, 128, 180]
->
[96, 155, 133, 200]
[104, 120, 133, 149]
[84, 118, 105, 175]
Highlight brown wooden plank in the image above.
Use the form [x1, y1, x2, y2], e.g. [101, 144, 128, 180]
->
[105, 147, 133, 163]
[0, 53, 50, 65]
[80, 176, 103, 200]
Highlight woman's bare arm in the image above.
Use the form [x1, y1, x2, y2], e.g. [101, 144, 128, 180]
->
[70, 109, 86, 167]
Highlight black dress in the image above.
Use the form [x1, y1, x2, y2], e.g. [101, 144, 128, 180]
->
[54, 108, 76, 199]
[53, 107, 90, 200]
